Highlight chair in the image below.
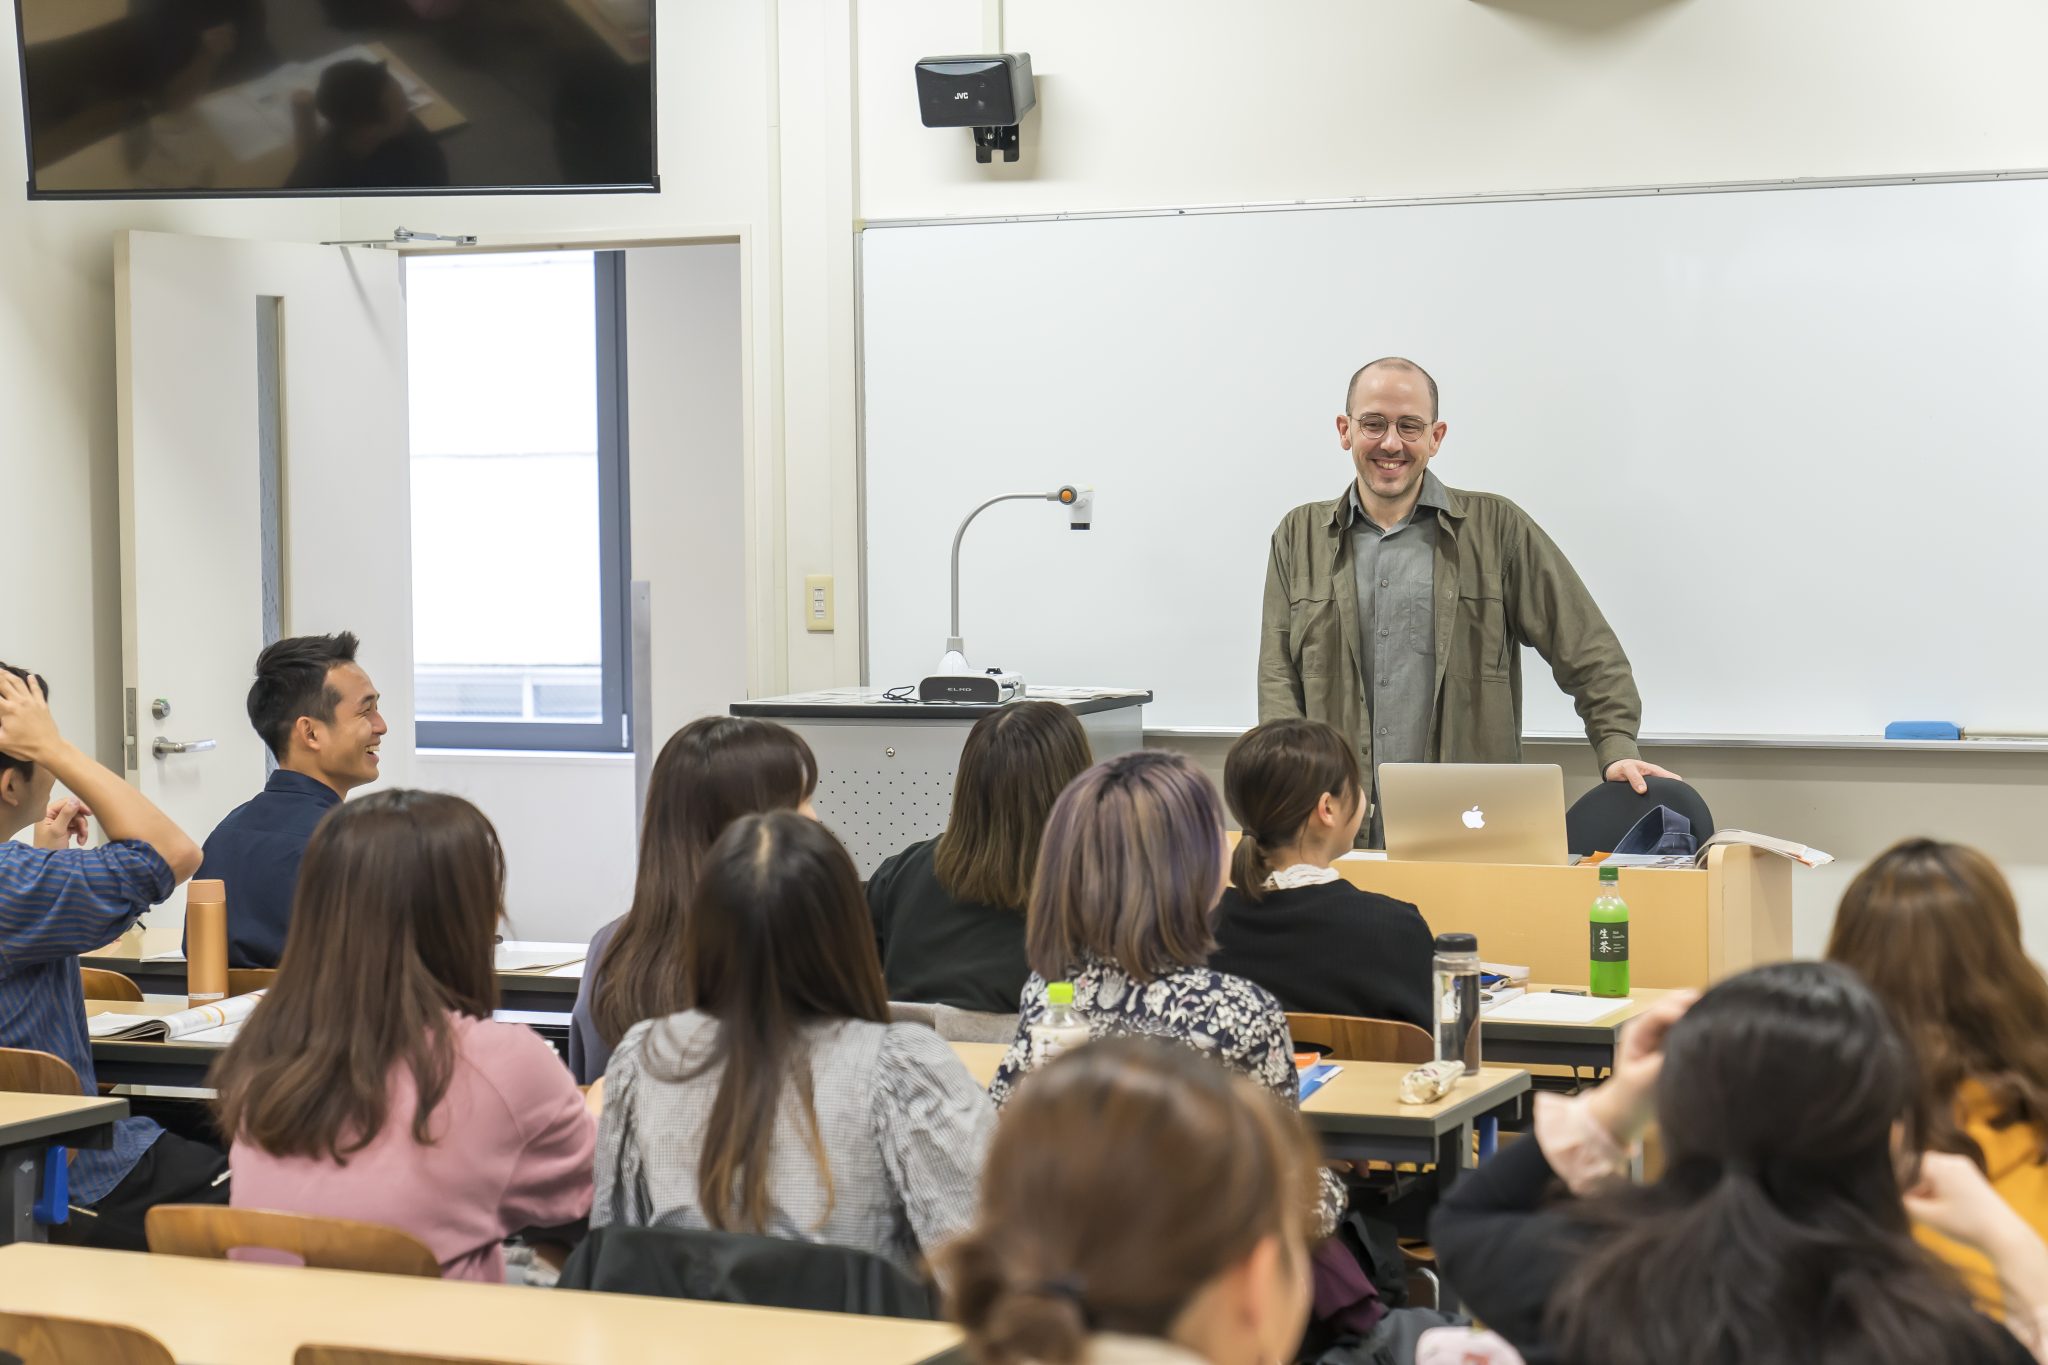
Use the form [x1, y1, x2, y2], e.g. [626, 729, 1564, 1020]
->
[886, 1001, 937, 1029]
[0, 1047, 82, 1096]
[929, 1006, 1018, 1044]
[1285, 1013, 1435, 1065]
[1564, 775, 1715, 858]
[295, 1350, 538, 1365]
[557, 1223, 940, 1321]
[146, 1206, 442, 1278]
[227, 968, 278, 998]
[79, 968, 143, 1002]
[0, 1310, 175, 1365]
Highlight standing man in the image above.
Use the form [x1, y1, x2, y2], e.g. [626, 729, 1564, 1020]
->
[193, 632, 385, 967]
[1258, 357, 1675, 845]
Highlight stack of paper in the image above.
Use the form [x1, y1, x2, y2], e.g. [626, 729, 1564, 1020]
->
[1484, 992, 1631, 1023]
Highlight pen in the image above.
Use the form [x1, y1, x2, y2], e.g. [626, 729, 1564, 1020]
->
[1551, 987, 1588, 996]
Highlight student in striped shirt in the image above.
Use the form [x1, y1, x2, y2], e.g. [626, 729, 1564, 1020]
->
[0, 662, 221, 1248]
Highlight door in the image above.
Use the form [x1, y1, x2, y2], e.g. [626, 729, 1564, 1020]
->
[115, 230, 415, 939]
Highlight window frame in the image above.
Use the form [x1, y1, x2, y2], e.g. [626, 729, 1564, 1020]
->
[414, 250, 635, 754]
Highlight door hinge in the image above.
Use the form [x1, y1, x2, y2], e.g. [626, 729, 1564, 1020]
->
[123, 688, 138, 772]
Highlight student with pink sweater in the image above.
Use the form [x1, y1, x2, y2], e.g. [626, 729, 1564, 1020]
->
[212, 790, 594, 1282]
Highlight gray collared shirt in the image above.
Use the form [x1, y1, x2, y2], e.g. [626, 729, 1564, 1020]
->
[1347, 472, 1450, 792]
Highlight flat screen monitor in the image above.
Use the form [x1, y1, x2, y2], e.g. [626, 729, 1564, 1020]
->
[13, 0, 655, 197]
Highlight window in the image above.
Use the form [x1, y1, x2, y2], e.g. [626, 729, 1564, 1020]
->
[408, 250, 632, 751]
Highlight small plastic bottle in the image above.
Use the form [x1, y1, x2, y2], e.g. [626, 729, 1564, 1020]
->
[1590, 865, 1631, 998]
[1028, 981, 1091, 1067]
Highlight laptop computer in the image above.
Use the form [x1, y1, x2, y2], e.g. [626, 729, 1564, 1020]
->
[1377, 762, 1571, 866]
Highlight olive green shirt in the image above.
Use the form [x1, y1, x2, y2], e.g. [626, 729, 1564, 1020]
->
[1258, 479, 1643, 783]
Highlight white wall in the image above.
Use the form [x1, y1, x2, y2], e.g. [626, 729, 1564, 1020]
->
[414, 751, 636, 943]
[857, 0, 2048, 217]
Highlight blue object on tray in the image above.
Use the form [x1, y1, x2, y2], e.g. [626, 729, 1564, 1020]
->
[1885, 721, 1962, 740]
[32, 1145, 67, 1225]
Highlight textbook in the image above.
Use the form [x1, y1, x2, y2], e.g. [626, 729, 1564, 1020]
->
[86, 991, 265, 1044]
[1298, 1062, 1342, 1102]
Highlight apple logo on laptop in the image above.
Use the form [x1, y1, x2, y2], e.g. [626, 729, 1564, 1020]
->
[1462, 806, 1486, 831]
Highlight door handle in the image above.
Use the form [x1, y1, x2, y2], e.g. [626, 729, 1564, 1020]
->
[151, 738, 217, 759]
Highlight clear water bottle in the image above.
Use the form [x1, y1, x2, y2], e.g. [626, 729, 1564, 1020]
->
[1029, 980, 1091, 1068]
[1433, 932, 1482, 1076]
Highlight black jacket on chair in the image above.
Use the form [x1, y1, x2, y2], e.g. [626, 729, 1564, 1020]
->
[557, 1223, 941, 1321]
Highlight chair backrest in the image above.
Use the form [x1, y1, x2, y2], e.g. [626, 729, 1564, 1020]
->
[929, 1005, 1020, 1044]
[146, 1206, 441, 1278]
[1286, 1012, 1435, 1065]
[227, 968, 278, 998]
[886, 1001, 937, 1029]
[557, 1223, 939, 1320]
[79, 968, 144, 1002]
[0, 1310, 175, 1365]
[294, 1349, 536, 1365]
[1564, 775, 1715, 858]
[0, 1047, 83, 1096]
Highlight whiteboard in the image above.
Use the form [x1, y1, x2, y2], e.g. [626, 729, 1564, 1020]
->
[860, 180, 2048, 736]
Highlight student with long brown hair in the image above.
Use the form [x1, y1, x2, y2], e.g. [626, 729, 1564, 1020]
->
[569, 716, 817, 1082]
[867, 700, 1093, 1012]
[941, 1038, 1320, 1365]
[1211, 718, 1433, 1031]
[1827, 837, 2048, 1311]
[214, 791, 594, 1282]
[593, 811, 993, 1275]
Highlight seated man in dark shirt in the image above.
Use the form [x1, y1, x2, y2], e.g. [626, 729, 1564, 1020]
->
[0, 662, 227, 1250]
[284, 57, 449, 191]
[194, 632, 384, 967]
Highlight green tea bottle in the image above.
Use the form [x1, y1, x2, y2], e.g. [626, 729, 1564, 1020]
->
[1590, 865, 1630, 998]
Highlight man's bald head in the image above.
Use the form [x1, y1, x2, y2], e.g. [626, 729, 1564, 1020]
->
[1345, 357, 1440, 421]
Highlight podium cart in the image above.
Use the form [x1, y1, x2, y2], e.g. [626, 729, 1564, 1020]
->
[730, 687, 1150, 875]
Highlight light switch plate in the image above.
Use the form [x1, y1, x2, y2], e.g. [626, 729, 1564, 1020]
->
[804, 574, 835, 632]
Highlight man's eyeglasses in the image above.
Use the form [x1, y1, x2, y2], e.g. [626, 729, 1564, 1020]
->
[1351, 413, 1433, 441]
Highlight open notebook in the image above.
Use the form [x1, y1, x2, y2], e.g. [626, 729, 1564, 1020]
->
[87, 991, 265, 1044]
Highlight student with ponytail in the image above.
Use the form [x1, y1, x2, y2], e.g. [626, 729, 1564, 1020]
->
[1432, 961, 2048, 1365]
[1210, 719, 1433, 1031]
[940, 1037, 1319, 1365]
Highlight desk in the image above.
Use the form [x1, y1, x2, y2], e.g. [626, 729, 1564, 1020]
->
[948, 1042, 1528, 1174]
[81, 954, 583, 1016]
[1483, 985, 1676, 1073]
[0, 1243, 960, 1364]
[1335, 843, 1791, 989]
[0, 1095, 126, 1246]
[88, 1002, 572, 1090]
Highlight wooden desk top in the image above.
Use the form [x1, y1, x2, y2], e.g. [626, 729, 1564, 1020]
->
[0, 1244, 960, 1365]
[945, 1043, 1527, 1136]
[0, 1094, 128, 1147]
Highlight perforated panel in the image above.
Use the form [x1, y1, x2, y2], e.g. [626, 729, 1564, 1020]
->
[780, 704, 1148, 877]
[789, 719, 977, 875]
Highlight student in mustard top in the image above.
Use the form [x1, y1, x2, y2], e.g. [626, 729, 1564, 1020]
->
[1431, 963, 2048, 1365]
[569, 716, 817, 1084]
[1827, 838, 2048, 1317]
[866, 700, 1093, 1014]
[213, 790, 593, 1282]
[194, 632, 385, 968]
[0, 663, 218, 1251]
[1209, 718, 1434, 1033]
[939, 1037, 1319, 1365]
[593, 812, 993, 1278]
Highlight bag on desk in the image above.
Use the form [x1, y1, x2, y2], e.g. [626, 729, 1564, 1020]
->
[1612, 805, 1697, 858]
